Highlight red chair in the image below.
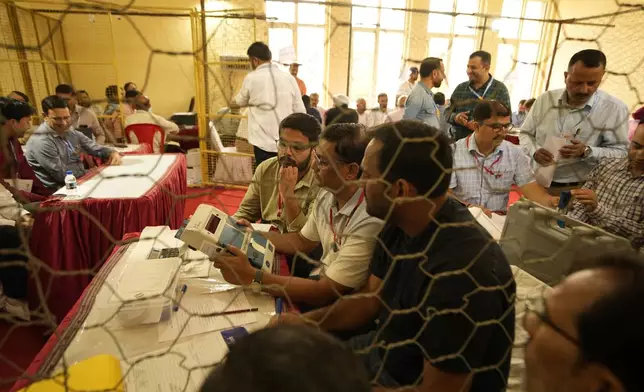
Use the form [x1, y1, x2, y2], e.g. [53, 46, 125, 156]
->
[125, 123, 165, 153]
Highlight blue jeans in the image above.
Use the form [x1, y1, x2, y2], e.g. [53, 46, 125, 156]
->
[348, 331, 400, 388]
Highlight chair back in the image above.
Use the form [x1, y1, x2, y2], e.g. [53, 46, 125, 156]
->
[125, 123, 165, 153]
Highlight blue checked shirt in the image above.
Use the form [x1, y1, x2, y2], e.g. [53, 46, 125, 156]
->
[450, 135, 535, 212]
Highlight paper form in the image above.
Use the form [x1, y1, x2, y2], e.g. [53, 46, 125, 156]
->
[534, 135, 567, 188]
[115, 259, 181, 301]
[251, 223, 273, 232]
[158, 290, 257, 342]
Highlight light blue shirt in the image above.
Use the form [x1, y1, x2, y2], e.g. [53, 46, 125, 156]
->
[450, 135, 535, 212]
[25, 123, 114, 189]
[402, 82, 440, 129]
[519, 89, 628, 183]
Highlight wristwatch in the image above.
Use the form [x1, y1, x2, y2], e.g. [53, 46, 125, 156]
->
[582, 146, 592, 158]
[251, 269, 264, 294]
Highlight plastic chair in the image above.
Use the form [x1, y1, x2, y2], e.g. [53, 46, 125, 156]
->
[125, 123, 165, 153]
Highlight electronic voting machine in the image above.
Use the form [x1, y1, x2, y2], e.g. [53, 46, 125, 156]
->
[175, 204, 274, 272]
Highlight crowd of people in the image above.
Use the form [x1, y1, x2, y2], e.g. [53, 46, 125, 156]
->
[1, 38, 643, 392]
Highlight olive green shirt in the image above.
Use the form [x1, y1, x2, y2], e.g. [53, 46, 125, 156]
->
[233, 157, 319, 233]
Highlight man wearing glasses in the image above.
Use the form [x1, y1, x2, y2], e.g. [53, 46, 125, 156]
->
[522, 251, 643, 392]
[450, 100, 557, 216]
[234, 113, 321, 234]
[219, 123, 383, 309]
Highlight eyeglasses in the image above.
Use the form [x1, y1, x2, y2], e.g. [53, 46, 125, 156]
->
[277, 139, 314, 153]
[481, 122, 514, 132]
[523, 295, 579, 347]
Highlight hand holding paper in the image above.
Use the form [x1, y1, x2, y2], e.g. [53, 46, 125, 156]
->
[534, 135, 567, 187]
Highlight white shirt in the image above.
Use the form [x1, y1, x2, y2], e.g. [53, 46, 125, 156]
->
[366, 109, 389, 128]
[300, 188, 383, 289]
[396, 80, 414, 97]
[357, 111, 368, 126]
[385, 108, 404, 123]
[519, 89, 629, 183]
[0, 183, 28, 226]
[125, 110, 180, 153]
[234, 63, 306, 152]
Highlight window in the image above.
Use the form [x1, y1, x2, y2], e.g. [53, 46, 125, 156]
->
[492, 0, 548, 108]
[349, 0, 406, 107]
[266, 1, 327, 104]
[426, 0, 482, 96]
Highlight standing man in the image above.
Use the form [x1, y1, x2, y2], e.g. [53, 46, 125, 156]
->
[519, 49, 628, 195]
[290, 63, 307, 96]
[402, 57, 444, 129]
[512, 99, 527, 126]
[385, 95, 406, 123]
[310, 92, 325, 124]
[234, 42, 306, 166]
[0, 98, 51, 200]
[396, 66, 419, 100]
[356, 98, 368, 126]
[55, 84, 109, 144]
[366, 93, 389, 127]
[447, 51, 512, 141]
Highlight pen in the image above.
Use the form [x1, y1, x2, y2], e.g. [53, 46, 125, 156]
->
[573, 128, 581, 139]
[275, 298, 283, 316]
[173, 284, 188, 312]
[216, 307, 259, 316]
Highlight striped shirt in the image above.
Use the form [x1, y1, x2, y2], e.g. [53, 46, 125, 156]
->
[450, 135, 534, 212]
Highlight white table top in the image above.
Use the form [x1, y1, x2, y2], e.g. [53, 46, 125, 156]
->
[56, 228, 276, 391]
[54, 154, 178, 199]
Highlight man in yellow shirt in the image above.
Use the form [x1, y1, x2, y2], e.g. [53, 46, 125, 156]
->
[233, 113, 321, 234]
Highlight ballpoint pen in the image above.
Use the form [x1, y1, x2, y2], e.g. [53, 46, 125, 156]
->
[173, 284, 188, 312]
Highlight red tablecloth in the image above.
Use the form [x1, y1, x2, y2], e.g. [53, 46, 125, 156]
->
[28, 154, 187, 323]
[13, 233, 289, 392]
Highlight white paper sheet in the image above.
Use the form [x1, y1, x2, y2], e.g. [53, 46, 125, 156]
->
[534, 136, 567, 188]
[123, 352, 202, 392]
[53, 155, 177, 199]
[158, 290, 257, 342]
[469, 207, 504, 240]
[114, 258, 182, 301]
[180, 259, 211, 279]
[251, 223, 273, 232]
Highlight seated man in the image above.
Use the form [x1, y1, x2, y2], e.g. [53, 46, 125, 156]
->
[275, 121, 516, 391]
[567, 119, 644, 249]
[0, 97, 51, 200]
[214, 123, 383, 308]
[523, 251, 644, 392]
[55, 84, 110, 144]
[200, 325, 370, 392]
[124, 92, 180, 153]
[234, 113, 321, 234]
[26, 96, 121, 190]
[450, 100, 557, 215]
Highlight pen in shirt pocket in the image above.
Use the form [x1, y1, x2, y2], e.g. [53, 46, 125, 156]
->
[573, 128, 581, 139]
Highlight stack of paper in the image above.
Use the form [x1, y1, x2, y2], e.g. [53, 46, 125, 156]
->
[468, 207, 507, 240]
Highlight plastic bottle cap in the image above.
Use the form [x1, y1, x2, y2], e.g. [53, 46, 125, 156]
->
[66, 170, 73, 175]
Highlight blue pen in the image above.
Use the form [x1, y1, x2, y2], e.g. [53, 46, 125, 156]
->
[173, 284, 188, 312]
[275, 298, 283, 315]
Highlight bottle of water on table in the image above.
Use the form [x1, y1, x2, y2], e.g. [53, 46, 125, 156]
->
[64, 170, 79, 199]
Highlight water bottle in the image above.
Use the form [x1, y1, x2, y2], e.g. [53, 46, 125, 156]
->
[64, 170, 78, 198]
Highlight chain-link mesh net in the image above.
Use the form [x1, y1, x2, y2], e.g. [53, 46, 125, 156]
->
[0, 0, 643, 391]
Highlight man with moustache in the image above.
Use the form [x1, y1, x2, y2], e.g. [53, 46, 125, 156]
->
[567, 119, 644, 249]
[519, 49, 629, 195]
[234, 113, 321, 234]
[450, 101, 557, 215]
[218, 123, 383, 308]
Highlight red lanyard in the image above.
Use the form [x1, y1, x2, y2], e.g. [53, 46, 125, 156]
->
[329, 191, 365, 246]
[277, 194, 283, 217]
[466, 135, 503, 178]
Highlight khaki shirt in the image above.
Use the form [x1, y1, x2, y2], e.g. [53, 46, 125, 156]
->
[233, 157, 319, 233]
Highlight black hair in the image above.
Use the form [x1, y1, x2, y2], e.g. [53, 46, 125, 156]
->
[302, 94, 311, 108]
[0, 97, 35, 122]
[279, 112, 321, 144]
[325, 107, 359, 127]
[10, 91, 29, 103]
[410, 66, 419, 73]
[370, 120, 452, 197]
[123, 82, 137, 91]
[433, 92, 446, 106]
[470, 50, 492, 66]
[55, 84, 74, 95]
[320, 123, 368, 166]
[41, 95, 69, 114]
[524, 98, 536, 109]
[568, 251, 644, 392]
[568, 49, 607, 70]
[519, 99, 526, 105]
[247, 41, 272, 61]
[105, 85, 118, 101]
[125, 90, 139, 99]
[419, 57, 442, 78]
[200, 325, 370, 392]
[472, 100, 511, 122]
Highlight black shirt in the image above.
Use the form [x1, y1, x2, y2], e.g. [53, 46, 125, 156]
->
[371, 198, 515, 390]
